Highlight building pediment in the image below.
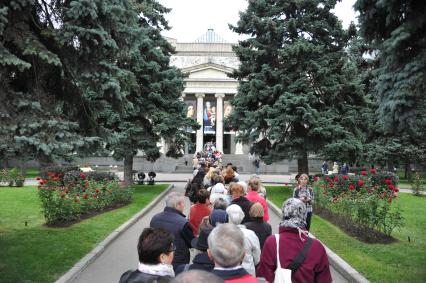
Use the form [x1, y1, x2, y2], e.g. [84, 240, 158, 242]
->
[181, 62, 235, 77]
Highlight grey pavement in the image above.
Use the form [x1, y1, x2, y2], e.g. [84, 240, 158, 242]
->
[69, 182, 348, 283]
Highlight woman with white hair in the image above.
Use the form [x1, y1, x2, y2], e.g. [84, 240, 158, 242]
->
[226, 204, 261, 276]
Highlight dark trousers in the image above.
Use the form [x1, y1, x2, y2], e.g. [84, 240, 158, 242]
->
[306, 212, 312, 231]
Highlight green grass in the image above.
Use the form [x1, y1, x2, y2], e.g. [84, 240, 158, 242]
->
[0, 184, 169, 283]
[267, 186, 426, 283]
[25, 167, 40, 178]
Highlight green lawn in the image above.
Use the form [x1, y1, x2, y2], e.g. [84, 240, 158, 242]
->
[25, 167, 40, 178]
[267, 186, 426, 283]
[0, 184, 169, 283]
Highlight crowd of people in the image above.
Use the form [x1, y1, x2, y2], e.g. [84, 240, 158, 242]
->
[119, 161, 332, 283]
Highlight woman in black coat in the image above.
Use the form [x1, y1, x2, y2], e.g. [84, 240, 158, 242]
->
[244, 202, 272, 250]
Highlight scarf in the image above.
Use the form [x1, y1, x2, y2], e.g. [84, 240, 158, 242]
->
[279, 197, 309, 240]
[138, 262, 175, 277]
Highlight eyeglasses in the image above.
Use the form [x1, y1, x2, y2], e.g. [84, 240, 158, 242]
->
[168, 243, 176, 253]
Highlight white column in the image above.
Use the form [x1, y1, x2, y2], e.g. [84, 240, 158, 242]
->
[195, 93, 205, 152]
[215, 93, 225, 152]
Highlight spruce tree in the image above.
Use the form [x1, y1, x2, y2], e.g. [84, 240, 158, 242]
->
[229, 0, 364, 173]
[355, 1, 426, 143]
[355, 0, 426, 171]
[109, 0, 197, 185]
[0, 1, 100, 167]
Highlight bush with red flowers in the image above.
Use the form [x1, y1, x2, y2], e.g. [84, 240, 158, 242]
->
[313, 170, 403, 236]
[37, 172, 133, 225]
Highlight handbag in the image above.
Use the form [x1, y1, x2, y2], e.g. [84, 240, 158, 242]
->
[274, 234, 313, 283]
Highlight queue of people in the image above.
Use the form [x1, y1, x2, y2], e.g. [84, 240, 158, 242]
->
[120, 167, 331, 283]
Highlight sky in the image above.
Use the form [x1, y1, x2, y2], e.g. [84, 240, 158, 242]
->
[159, 0, 358, 43]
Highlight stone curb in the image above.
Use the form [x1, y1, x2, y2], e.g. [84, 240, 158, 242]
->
[267, 199, 370, 283]
[55, 184, 174, 283]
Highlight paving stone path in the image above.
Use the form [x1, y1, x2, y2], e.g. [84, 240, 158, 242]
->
[69, 183, 348, 283]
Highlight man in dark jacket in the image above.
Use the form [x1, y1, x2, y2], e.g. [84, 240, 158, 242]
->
[150, 192, 194, 271]
[175, 226, 214, 275]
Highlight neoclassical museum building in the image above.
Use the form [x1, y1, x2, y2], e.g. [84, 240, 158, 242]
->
[166, 29, 245, 155]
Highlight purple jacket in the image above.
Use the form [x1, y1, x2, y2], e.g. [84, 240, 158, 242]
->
[257, 227, 332, 283]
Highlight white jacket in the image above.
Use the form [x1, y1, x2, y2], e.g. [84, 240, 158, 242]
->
[237, 224, 261, 276]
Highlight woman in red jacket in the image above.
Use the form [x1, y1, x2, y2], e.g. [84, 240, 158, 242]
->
[257, 198, 332, 283]
[189, 189, 212, 236]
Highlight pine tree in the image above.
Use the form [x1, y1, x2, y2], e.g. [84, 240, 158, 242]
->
[229, 0, 365, 173]
[0, 1, 100, 167]
[354, 0, 426, 146]
[109, 0, 198, 185]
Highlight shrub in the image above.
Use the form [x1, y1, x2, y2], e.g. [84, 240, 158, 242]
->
[314, 170, 403, 236]
[86, 171, 119, 182]
[0, 168, 25, 187]
[40, 165, 79, 181]
[63, 170, 82, 186]
[411, 172, 424, 196]
[37, 172, 133, 225]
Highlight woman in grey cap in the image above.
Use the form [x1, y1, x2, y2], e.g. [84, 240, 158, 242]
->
[257, 198, 332, 283]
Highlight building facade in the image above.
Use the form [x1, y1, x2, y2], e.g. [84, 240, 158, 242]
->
[167, 29, 245, 155]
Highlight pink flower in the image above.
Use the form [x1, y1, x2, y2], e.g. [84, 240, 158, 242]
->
[80, 172, 86, 179]
[358, 180, 364, 187]
[349, 184, 355, 191]
[343, 175, 349, 180]
[385, 179, 392, 185]
[314, 176, 319, 182]
[361, 171, 367, 176]
[370, 168, 377, 174]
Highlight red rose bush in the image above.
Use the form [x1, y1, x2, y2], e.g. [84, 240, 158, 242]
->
[38, 172, 133, 225]
[313, 170, 403, 236]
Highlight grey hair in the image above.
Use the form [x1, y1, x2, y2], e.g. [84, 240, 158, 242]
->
[208, 223, 245, 267]
[226, 204, 245, 225]
[213, 197, 228, 210]
[173, 270, 224, 283]
[165, 192, 184, 208]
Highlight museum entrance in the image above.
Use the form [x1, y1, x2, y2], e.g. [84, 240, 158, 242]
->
[204, 135, 216, 146]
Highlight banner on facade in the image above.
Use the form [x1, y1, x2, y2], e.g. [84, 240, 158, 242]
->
[185, 100, 196, 133]
[203, 101, 216, 134]
[224, 101, 234, 133]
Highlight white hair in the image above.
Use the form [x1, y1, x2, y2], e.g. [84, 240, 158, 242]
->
[226, 204, 245, 225]
[165, 192, 184, 208]
[208, 223, 245, 267]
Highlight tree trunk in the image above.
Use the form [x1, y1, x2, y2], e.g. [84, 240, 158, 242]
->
[38, 154, 54, 169]
[123, 155, 134, 186]
[297, 150, 309, 174]
[405, 160, 413, 182]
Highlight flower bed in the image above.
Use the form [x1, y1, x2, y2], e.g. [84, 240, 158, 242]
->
[37, 172, 133, 226]
[313, 169, 403, 241]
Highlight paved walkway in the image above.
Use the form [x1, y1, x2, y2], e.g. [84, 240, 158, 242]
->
[70, 183, 348, 283]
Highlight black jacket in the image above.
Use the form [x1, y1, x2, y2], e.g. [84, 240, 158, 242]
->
[175, 252, 214, 275]
[245, 217, 272, 250]
[231, 196, 253, 223]
[119, 270, 172, 283]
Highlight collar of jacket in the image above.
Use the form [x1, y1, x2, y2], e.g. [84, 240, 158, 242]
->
[164, 206, 186, 218]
